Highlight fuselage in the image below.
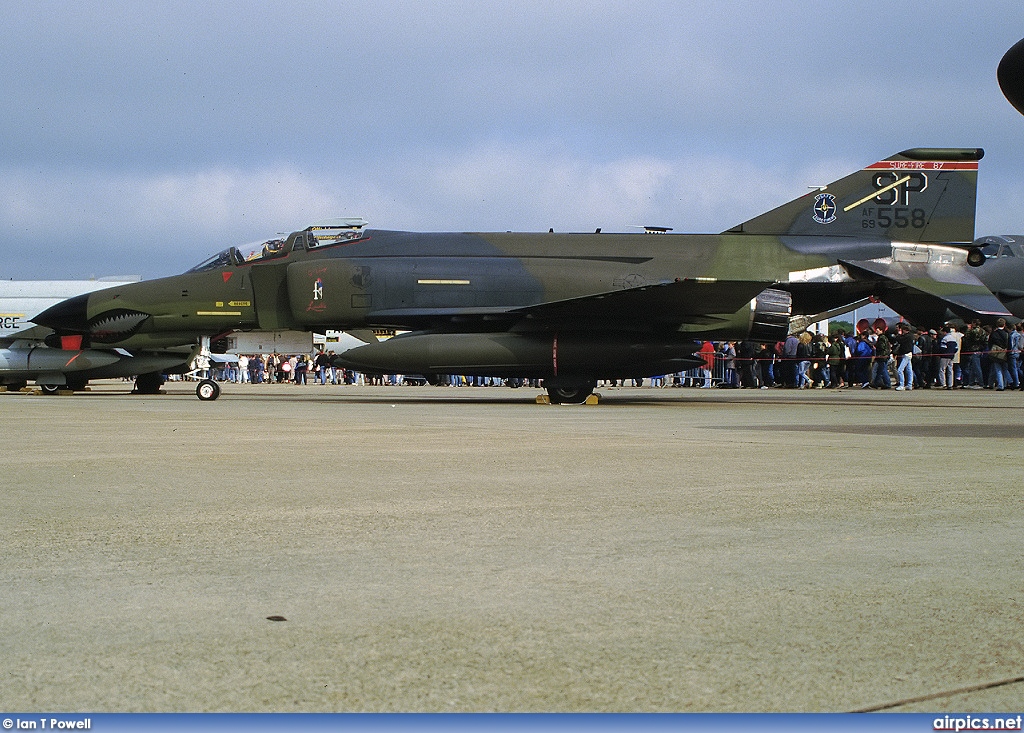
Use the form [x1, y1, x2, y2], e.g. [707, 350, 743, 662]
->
[34, 228, 894, 350]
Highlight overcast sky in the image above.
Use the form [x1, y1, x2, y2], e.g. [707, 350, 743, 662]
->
[3, 1, 1024, 279]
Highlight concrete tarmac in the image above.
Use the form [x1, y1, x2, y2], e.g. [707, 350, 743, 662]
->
[1, 380, 1023, 712]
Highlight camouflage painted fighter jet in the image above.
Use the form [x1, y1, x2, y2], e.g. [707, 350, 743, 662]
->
[34, 148, 1009, 402]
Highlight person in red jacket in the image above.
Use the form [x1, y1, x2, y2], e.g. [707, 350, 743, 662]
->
[699, 341, 716, 388]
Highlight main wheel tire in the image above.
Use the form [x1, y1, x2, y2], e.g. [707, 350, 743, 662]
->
[65, 376, 88, 391]
[134, 372, 165, 395]
[547, 384, 594, 404]
[196, 379, 221, 401]
[40, 384, 61, 395]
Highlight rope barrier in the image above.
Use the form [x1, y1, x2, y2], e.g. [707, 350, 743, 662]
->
[850, 673, 1024, 712]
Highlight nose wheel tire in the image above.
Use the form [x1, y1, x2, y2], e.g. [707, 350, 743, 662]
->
[196, 379, 221, 401]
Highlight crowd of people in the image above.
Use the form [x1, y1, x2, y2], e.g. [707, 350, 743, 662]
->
[684, 318, 1024, 392]
[183, 318, 1024, 393]
[188, 351, 352, 385]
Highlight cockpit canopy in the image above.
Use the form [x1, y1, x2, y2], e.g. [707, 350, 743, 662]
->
[974, 235, 1024, 259]
[186, 217, 368, 273]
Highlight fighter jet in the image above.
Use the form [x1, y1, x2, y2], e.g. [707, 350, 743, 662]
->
[35, 148, 1008, 403]
[0, 278, 190, 393]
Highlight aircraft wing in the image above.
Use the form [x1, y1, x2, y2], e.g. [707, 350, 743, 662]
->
[0, 325, 53, 349]
[840, 258, 1012, 322]
[5, 325, 52, 341]
[507, 279, 776, 327]
[364, 279, 776, 332]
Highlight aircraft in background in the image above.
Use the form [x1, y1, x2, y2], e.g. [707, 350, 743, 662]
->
[998, 37, 1024, 116]
[34, 148, 1009, 403]
[0, 278, 190, 393]
[955, 41, 1024, 321]
[954, 234, 1024, 318]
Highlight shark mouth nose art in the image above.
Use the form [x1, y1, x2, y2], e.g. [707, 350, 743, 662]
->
[88, 309, 150, 341]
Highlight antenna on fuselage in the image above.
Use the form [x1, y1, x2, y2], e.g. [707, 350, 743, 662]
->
[630, 225, 674, 234]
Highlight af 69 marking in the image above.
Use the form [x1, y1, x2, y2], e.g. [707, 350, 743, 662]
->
[861, 207, 927, 229]
[859, 170, 929, 230]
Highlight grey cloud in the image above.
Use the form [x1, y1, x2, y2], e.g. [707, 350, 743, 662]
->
[2, 0, 1023, 278]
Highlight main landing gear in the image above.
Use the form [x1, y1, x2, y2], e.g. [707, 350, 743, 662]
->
[545, 380, 597, 405]
[133, 372, 165, 395]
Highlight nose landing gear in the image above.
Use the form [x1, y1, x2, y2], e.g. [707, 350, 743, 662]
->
[196, 379, 221, 401]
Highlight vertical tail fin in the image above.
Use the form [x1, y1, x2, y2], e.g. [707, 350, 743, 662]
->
[725, 148, 982, 243]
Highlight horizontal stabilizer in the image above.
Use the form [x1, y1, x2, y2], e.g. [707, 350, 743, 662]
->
[841, 258, 1011, 323]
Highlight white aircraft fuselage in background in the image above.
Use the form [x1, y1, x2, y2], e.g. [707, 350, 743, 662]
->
[0, 277, 188, 391]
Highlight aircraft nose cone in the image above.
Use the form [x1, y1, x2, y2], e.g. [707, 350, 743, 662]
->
[32, 292, 90, 332]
